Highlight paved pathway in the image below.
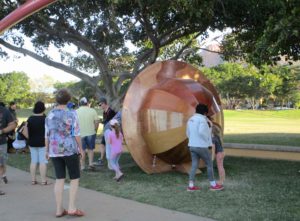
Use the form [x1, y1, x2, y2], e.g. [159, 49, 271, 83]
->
[0, 166, 215, 221]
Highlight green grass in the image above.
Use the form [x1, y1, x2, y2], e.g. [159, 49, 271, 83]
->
[7, 153, 300, 221]
[9, 109, 300, 220]
[223, 110, 300, 146]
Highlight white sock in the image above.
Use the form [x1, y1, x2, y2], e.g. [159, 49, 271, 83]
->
[189, 181, 194, 188]
[210, 181, 216, 187]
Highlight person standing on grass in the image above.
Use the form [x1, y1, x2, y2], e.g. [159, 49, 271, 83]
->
[27, 101, 48, 185]
[76, 97, 99, 171]
[211, 124, 225, 185]
[45, 89, 84, 217]
[107, 119, 124, 181]
[186, 103, 223, 191]
[104, 109, 123, 170]
[0, 104, 17, 194]
[97, 97, 116, 166]
[7, 101, 18, 154]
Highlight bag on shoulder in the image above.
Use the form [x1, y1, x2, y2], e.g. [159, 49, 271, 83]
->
[17, 121, 28, 140]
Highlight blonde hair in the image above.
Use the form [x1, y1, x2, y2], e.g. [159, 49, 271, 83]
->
[212, 124, 222, 137]
[111, 123, 120, 139]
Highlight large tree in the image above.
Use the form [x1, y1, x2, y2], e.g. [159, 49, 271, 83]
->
[0, 0, 299, 108]
[0, 71, 31, 107]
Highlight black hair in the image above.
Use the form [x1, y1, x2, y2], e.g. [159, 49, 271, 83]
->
[195, 103, 208, 115]
[98, 97, 107, 105]
[33, 101, 46, 114]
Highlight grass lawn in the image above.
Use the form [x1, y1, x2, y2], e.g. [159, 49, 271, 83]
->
[11, 108, 300, 220]
[223, 110, 300, 147]
[7, 153, 300, 221]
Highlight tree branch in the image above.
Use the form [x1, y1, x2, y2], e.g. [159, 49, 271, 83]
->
[0, 39, 102, 91]
[31, 17, 115, 97]
[172, 32, 202, 60]
[137, 0, 160, 63]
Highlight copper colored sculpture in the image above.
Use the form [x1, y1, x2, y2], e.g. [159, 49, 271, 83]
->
[122, 60, 223, 174]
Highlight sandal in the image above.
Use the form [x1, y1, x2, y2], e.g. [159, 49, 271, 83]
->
[88, 165, 96, 171]
[68, 209, 85, 217]
[116, 174, 124, 182]
[0, 190, 5, 195]
[32, 181, 38, 185]
[56, 209, 68, 218]
[2, 176, 8, 184]
[41, 181, 51, 185]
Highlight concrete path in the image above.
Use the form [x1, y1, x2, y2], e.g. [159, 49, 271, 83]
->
[0, 166, 215, 221]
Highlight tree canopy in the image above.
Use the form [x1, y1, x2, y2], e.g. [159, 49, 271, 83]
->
[220, 0, 300, 66]
[0, 71, 31, 107]
[0, 0, 299, 108]
[202, 63, 300, 109]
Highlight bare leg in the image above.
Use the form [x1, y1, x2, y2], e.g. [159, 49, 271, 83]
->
[68, 178, 79, 212]
[87, 150, 94, 167]
[110, 154, 123, 178]
[30, 163, 37, 182]
[80, 151, 86, 170]
[39, 163, 47, 183]
[216, 152, 225, 185]
[0, 166, 4, 177]
[99, 144, 105, 160]
[54, 179, 65, 216]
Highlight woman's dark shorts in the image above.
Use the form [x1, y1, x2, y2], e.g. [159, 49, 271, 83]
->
[51, 154, 80, 180]
[101, 135, 106, 145]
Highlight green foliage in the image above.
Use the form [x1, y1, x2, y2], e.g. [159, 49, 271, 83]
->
[0, 71, 31, 107]
[220, 0, 300, 66]
[54, 80, 97, 103]
[1, 0, 299, 107]
[202, 63, 300, 109]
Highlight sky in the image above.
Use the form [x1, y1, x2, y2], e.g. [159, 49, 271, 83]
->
[0, 46, 80, 83]
[0, 30, 226, 84]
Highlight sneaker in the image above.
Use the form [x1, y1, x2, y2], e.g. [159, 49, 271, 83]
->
[2, 176, 7, 184]
[96, 159, 104, 166]
[210, 184, 224, 191]
[187, 186, 200, 192]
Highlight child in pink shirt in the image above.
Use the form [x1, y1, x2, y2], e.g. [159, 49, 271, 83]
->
[108, 119, 124, 181]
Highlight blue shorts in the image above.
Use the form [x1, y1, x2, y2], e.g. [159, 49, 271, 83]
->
[81, 134, 96, 150]
[29, 147, 48, 164]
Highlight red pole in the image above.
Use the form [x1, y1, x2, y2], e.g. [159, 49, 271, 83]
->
[0, 0, 58, 35]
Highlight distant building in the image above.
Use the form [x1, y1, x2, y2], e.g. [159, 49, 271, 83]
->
[199, 44, 223, 67]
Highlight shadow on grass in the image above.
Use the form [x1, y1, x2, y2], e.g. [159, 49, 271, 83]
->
[224, 133, 300, 147]
[7, 152, 300, 221]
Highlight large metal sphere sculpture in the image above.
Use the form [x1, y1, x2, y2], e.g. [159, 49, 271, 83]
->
[122, 60, 223, 174]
